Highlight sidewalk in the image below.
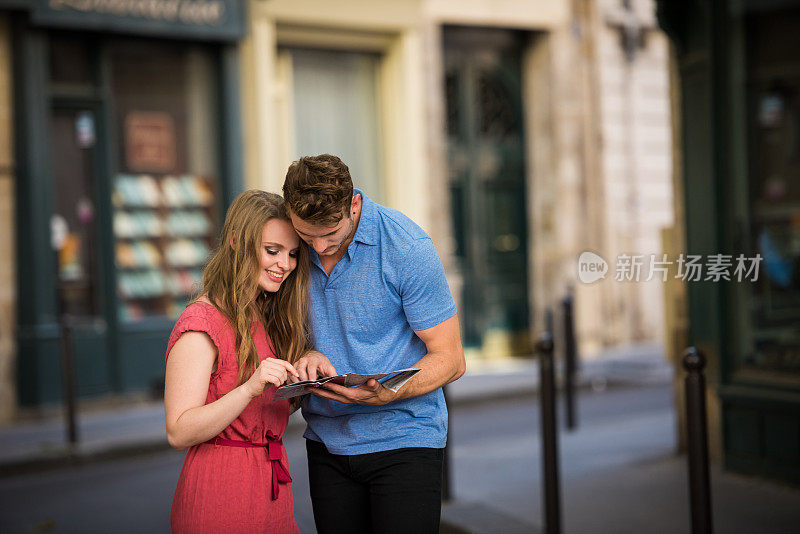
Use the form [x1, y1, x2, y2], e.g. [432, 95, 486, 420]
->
[449, 341, 672, 404]
[0, 345, 673, 474]
[440, 453, 800, 534]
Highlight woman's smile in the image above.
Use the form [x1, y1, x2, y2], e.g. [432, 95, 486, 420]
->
[266, 269, 285, 282]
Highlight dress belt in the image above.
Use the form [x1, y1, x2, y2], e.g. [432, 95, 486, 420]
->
[204, 431, 292, 500]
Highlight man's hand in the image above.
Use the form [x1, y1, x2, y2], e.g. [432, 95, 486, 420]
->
[309, 379, 396, 405]
[293, 350, 338, 381]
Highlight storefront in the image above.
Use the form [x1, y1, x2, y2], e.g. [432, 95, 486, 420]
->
[658, 0, 800, 483]
[12, 1, 245, 406]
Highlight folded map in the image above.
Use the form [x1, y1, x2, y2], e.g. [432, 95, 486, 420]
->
[272, 368, 421, 401]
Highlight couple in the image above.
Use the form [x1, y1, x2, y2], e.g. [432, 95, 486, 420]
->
[164, 154, 465, 533]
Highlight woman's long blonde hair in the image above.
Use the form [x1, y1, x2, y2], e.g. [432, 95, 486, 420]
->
[198, 190, 310, 385]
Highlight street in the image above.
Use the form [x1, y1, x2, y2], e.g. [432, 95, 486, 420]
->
[448, 383, 676, 520]
[0, 385, 677, 533]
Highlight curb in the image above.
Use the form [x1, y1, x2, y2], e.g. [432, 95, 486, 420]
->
[0, 376, 670, 477]
[0, 440, 174, 478]
[0, 413, 308, 478]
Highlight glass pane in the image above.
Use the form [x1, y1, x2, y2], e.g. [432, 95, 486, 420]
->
[731, 1, 800, 380]
[289, 48, 383, 202]
[445, 69, 461, 138]
[51, 108, 100, 317]
[49, 35, 93, 87]
[477, 71, 518, 139]
[109, 42, 220, 322]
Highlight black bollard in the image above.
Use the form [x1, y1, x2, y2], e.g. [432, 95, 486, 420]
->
[562, 293, 577, 430]
[537, 318, 562, 534]
[683, 347, 713, 534]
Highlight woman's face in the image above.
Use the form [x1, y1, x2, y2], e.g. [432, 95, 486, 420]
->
[257, 218, 300, 292]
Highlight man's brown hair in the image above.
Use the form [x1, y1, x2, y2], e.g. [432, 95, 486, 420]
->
[283, 154, 354, 226]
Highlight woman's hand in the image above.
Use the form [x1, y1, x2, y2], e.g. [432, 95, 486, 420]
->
[243, 358, 300, 398]
[293, 350, 338, 381]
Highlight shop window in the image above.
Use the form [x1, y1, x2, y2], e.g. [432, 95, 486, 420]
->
[731, 3, 800, 380]
[49, 34, 94, 88]
[50, 108, 100, 318]
[109, 42, 220, 322]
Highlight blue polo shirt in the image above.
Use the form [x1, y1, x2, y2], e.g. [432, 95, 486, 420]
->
[301, 190, 458, 455]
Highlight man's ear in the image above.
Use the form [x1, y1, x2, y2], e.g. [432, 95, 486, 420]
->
[350, 193, 362, 215]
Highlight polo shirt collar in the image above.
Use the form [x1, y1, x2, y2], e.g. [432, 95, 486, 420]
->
[352, 189, 378, 246]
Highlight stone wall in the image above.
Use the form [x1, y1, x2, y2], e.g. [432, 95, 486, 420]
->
[0, 13, 17, 422]
[529, 0, 673, 356]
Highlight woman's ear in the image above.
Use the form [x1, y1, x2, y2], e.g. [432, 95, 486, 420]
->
[229, 236, 236, 250]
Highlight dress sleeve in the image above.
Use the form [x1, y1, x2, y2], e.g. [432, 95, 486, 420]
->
[165, 309, 226, 364]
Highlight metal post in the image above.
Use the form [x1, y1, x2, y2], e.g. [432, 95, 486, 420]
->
[59, 312, 78, 445]
[562, 293, 577, 430]
[442, 384, 451, 502]
[52, 222, 79, 447]
[683, 347, 713, 534]
[537, 312, 561, 534]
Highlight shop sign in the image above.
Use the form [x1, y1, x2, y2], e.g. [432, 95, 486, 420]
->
[125, 111, 177, 173]
[30, 0, 245, 41]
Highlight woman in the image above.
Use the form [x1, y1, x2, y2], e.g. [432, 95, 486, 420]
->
[164, 190, 309, 533]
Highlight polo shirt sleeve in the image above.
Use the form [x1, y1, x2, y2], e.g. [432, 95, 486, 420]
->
[398, 237, 458, 331]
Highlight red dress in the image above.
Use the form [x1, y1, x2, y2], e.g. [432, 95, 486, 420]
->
[166, 302, 299, 534]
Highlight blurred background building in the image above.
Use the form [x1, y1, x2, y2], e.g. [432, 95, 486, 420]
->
[1, 0, 796, 492]
[0, 1, 674, 420]
[1, 0, 247, 411]
[239, 0, 673, 362]
[658, 0, 800, 485]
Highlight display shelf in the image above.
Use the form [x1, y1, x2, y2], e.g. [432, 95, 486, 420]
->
[115, 233, 212, 240]
[115, 236, 164, 241]
[116, 266, 165, 271]
[113, 173, 217, 322]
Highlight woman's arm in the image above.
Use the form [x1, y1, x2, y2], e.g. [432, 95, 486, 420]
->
[164, 331, 298, 450]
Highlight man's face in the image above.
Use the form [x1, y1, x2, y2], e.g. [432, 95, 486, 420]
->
[288, 211, 354, 257]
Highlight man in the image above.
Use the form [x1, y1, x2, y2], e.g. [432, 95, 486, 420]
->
[283, 154, 465, 534]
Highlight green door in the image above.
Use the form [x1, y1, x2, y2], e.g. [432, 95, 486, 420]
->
[444, 28, 530, 354]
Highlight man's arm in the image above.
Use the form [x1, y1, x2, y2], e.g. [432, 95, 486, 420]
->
[308, 314, 465, 405]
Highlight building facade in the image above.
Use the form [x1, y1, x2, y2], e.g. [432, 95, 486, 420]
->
[659, 0, 800, 483]
[240, 0, 674, 360]
[1, 11, 15, 421]
[4, 0, 246, 411]
[0, 0, 674, 417]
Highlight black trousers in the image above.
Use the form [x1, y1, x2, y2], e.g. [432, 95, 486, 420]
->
[305, 439, 444, 534]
